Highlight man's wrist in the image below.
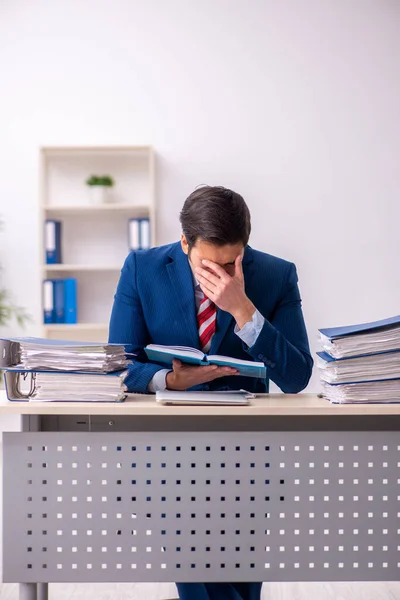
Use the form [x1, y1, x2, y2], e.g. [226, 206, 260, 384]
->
[233, 299, 256, 330]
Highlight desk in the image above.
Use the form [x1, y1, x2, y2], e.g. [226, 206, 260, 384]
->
[1, 391, 400, 600]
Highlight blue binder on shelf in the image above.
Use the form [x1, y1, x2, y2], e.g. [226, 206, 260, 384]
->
[45, 220, 62, 264]
[64, 278, 77, 324]
[319, 315, 400, 339]
[43, 279, 55, 324]
[53, 280, 65, 323]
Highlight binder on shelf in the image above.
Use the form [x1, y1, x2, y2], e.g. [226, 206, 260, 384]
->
[128, 217, 151, 250]
[128, 218, 140, 251]
[45, 219, 62, 264]
[53, 280, 65, 323]
[139, 218, 150, 249]
[64, 278, 77, 324]
[43, 279, 54, 324]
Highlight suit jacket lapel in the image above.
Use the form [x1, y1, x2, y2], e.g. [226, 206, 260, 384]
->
[209, 245, 255, 356]
[166, 243, 200, 349]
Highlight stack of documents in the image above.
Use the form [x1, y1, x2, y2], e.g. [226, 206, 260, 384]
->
[0, 337, 132, 402]
[5, 370, 128, 403]
[1, 337, 131, 373]
[317, 316, 400, 404]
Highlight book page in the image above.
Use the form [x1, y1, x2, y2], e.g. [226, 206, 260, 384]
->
[146, 344, 204, 359]
[208, 355, 264, 367]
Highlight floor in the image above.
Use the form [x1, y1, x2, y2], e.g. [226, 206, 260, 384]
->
[1, 581, 400, 600]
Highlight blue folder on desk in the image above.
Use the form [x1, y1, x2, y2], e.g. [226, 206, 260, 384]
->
[317, 349, 400, 362]
[319, 315, 400, 339]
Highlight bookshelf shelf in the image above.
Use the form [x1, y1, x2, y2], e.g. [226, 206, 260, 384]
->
[40, 145, 156, 342]
[43, 265, 122, 272]
[43, 322, 109, 342]
[44, 323, 108, 330]
[42, 204, 151, 216]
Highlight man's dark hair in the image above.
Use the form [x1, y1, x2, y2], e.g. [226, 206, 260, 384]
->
[179, 185, 251, 249]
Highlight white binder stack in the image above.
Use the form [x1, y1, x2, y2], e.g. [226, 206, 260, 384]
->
[0, 337, 132, 402]
[317, 315, 400, 404]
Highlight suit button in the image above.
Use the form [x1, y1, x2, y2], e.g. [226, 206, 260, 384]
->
[270, 362, 276, 369]
[258, 354, 263, 360]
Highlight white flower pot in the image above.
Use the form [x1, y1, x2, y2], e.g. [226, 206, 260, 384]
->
[89, 186, 110, 204]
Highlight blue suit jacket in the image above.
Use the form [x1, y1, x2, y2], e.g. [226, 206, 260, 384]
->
[108, 242, 313, 394]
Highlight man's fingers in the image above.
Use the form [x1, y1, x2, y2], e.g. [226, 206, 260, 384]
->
[201, 260, 229, 281]
[195, 266, 221, 288]
[234, 254, 244, 278]
[199, 284, 216, 302]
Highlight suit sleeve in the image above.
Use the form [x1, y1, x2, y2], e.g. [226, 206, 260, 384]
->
[244, 262, 313, 393]
[108, 252, 165, 393]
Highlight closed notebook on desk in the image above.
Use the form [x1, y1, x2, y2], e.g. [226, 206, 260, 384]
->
[145, 344, 266, 379]
[156, 389, 254, 405]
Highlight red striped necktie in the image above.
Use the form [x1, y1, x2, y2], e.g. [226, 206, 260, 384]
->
[197, 293, 217, 353]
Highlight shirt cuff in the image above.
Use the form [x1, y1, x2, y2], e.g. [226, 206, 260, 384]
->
[147, 369, 171, 392]
[234, 309, 265, 348]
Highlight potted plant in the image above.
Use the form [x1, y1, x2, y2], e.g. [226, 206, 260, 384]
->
[0, 289, 30, 329]
[85, 175, 115, 204]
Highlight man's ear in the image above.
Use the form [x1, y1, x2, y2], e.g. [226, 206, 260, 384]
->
[181, 234, 189, 255]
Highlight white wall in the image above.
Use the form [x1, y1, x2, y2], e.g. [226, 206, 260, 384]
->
[0, 0, 399, 402]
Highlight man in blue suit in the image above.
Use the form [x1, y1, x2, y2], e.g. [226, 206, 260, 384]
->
[109, 185, 313, 600]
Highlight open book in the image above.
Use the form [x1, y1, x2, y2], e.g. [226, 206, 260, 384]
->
[144, 344, 266, 379]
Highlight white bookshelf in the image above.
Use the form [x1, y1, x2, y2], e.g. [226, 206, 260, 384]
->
[43, 265, 122, 272]
[40, 146, 156, 342]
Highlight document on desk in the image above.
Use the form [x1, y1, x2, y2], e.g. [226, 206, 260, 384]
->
[0, 337, 133, 373]
[319, 315, 400, 359]
[317, 350, 400, 384]
[321, 378, 400, 404]
[156, 390, 255, 405]
[4, 370, 128, 402]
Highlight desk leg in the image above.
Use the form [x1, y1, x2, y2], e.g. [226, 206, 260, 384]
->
[20, 583, 37, 600]
[37, 583, 48, 600]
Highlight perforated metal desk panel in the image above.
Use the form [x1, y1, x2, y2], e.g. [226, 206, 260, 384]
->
[1, 392, 400, 596]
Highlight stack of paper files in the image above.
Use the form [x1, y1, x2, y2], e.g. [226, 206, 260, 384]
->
[0, 337, 131, 372]
[0, 337, 132, 402]
[5, 370, 128, 403]
[319, 315, 400, 358]
[317, 315, 400, 403]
